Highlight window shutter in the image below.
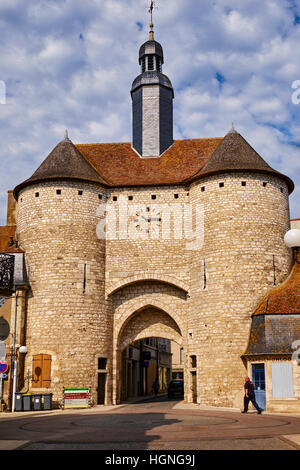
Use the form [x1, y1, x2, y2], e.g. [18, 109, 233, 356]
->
[271, 362, 294, 398]
[42, 354, 51, 388]
[32, 354, 52, 388]
[32, 354, 43, 388]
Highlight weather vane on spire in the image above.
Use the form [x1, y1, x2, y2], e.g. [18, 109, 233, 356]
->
[148, 1, 157, 40]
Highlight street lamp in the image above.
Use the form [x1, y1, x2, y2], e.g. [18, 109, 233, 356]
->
[284, 229, 300, 248]
[284, 229, 300, 263]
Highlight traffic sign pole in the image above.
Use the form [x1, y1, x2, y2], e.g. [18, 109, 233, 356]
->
[12, 360, 18, 412]
[0, 376, 2, 411]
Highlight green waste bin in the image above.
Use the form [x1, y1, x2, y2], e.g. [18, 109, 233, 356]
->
[43, 393, 53, 410]
[33, 394, 42, 411]
[23, 394, 33, 411]
[15, 393, 23, 411]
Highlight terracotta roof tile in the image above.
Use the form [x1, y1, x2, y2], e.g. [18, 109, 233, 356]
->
[76, 138, 222, 187]
[254, 250, 300, 315]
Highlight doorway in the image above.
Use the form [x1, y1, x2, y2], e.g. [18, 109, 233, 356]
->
[191, 371, 197, 403]
[97, 373, 106, 405]
[252, 363, 266, 410]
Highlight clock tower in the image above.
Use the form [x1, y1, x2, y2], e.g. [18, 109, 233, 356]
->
[131, 12, 174, 157]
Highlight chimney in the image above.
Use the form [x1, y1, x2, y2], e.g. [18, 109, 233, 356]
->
[6, 190, 17, 226]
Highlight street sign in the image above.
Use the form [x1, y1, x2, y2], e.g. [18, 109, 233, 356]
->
[63, 388, 90, 409]
[0, 373, 7, 379]
[0, 362, 8, 374]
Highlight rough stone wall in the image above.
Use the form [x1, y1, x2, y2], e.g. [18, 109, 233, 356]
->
[14, 171, 293, 408]
[188, 172, 292, 407]
[105, 185, 191, 298]
[118, 307, 182, 351]
[16, 180, 112, 405]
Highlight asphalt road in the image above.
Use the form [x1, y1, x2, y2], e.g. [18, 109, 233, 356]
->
[0, 395, 300, 451]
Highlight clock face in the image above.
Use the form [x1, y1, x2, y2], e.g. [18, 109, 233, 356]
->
[134, 206, 161, 234]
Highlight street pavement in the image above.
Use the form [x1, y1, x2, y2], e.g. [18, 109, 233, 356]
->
[0, 395, 300, 451]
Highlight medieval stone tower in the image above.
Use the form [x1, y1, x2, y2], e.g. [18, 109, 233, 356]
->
[10, 20, 294, 408]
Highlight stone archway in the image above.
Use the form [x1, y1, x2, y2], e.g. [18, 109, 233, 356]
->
[114, 305, 184, 404]
[119, 306, 183, 350]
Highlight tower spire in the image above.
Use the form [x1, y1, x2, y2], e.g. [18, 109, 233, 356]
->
[131, 1, 174, 157]
[149, 1, 155, 40]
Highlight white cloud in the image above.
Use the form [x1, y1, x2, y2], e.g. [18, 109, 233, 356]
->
[0, 0, 299, 225]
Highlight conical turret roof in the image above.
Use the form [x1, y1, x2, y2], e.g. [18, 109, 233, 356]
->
[14, 136, 109, 197]
[189, 129, 294, 193]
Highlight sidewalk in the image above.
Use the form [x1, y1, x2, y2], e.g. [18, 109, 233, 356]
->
[1, 397, 300, 419]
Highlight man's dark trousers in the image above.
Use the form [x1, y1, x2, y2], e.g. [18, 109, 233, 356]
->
[244, 393, 261, 412]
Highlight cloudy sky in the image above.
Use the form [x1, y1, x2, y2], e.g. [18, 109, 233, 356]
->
[0, 0, 299, 224]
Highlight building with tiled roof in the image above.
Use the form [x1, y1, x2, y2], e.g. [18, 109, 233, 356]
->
[1, 18, 299, 413]
[243, 244, 300, 412]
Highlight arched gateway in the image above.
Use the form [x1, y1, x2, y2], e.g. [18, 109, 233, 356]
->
[114, 306, 184, 404]
[110, 279, 186, 404]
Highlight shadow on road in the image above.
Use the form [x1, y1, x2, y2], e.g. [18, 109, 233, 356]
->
[0, 404, 182, 450]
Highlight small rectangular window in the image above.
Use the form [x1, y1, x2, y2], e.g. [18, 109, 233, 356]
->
[98, 358, 107, 370]
[113, 196, 118, 201]
[98, 194, 102, 199]
[128, 195, 133, 201]
[219, 182, 224, 188]
[151, 195, 156, 200]
[263, 182, 267, 187]
[201, 187, 205, 192]
[56, 189, 61, 195]
[180, 348, 184, 364]
[190, 355, 197, 368]
[174, 194, 179, 199]
[35, 192, 39, 197]
[241, 181, 246, 186]
[78, 190, 83, 195]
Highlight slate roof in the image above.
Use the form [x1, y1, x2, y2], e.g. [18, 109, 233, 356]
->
[13, 131, 294, 197]
[189, 130, 294, 192]
[13, 138, 106, 197]
[243, 313, 300, 356]
[139, 40, 164, 62]
[131, 71, 173, 94]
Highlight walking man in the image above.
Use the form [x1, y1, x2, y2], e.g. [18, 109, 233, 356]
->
[242, 376, 263, 414]
[152, 378, 159, 398]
